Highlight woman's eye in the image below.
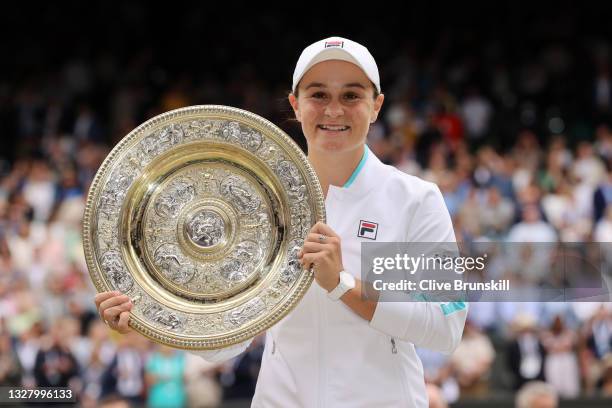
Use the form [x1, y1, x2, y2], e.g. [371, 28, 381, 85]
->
[344, 93, 360, 100]
[311, 92, 327, 99]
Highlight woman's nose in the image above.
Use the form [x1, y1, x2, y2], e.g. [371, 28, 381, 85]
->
[324, 99, 344, 117]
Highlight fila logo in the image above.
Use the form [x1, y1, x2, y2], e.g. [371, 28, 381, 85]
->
[325, 40, 344, 48]
[358, 220, 378, 240]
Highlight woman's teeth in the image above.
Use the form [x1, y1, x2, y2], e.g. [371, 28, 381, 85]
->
[318, 125, 349, 131]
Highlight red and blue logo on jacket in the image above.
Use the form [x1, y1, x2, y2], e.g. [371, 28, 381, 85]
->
[358, 220, 378, 240]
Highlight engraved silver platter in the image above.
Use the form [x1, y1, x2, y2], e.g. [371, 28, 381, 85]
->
[83, 105, 325, 350]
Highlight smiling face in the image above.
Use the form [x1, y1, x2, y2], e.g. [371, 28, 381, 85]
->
[289, 60, 384, 156]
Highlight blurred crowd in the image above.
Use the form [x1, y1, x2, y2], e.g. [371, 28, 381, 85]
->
[2, 3, 612, 407]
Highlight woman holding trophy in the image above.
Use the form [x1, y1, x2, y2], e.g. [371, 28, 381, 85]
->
[95, 36, 467, 407]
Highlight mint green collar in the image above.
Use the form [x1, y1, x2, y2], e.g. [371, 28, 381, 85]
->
[342, 146, 369, 188]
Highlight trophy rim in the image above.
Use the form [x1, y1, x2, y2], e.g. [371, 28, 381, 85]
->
[82, 105, 325, 350]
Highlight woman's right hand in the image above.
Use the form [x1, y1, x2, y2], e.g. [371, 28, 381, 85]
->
[94, 291, 133, 334]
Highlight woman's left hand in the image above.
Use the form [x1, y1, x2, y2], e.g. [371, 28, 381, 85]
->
[298, 221, 344, 292]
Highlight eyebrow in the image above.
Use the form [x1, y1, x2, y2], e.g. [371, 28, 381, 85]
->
[304, 82, 367, 90]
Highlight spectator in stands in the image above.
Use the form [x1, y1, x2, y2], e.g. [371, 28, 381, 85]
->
[594, 205, 612, 246]
[573, 141, 606, 189]
[14, 320, 43, 388]
[506, 204, 557, 285]
[515, 381, 558, 408]
[74, 321, 116, 407]
[450, 320, 496, 397]
[460, 86, 493, 145]
[0, 329, 22, 386]
[579, 304, 612, 394]
[184, 352, 223, 408]
[100, 331, 146, 405]
[541, 315, 580, 397]
[218, 335, 264, 401]
[507, 314, 546, 390]
[145, 344, 187, 408]
[33, 318, 80, 388]
[479, 186, 515, 237]
[593, 162, 612, 224]
[417, 347, 458, 403]
[599, 354, 612, 397]
[21, 158, 57, 223]
[97, 394, 131, 408]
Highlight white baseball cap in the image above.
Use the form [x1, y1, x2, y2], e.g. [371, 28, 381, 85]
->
[292, 36, 381, 94]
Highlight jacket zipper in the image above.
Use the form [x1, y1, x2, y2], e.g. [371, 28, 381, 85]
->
[272, 339, 276, 355]
[389, 337, 412, 404]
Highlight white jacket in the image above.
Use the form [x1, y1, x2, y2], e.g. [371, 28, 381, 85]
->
[192, 146, 467, 407]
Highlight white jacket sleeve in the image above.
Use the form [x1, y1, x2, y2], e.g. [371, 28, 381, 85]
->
[369, 299, 467, 354]
[187, 338, 252, 363]
[368, 182, 467, 354]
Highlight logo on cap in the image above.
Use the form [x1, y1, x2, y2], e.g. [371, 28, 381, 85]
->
[324, 41, 344, 49]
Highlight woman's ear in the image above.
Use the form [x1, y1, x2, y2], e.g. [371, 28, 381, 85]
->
[370, 93, 385, 123]
[288, 93, 301, 122]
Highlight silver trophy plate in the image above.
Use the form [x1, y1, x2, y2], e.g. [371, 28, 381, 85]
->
[83, 105, 325, 350]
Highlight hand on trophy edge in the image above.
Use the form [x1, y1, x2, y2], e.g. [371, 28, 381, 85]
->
[95, 290, 133, 334]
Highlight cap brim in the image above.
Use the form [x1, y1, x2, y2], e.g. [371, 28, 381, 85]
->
[293, 49, 368, 92]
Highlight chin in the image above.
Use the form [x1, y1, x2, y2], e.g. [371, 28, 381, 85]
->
[318, 141, 347, 152]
